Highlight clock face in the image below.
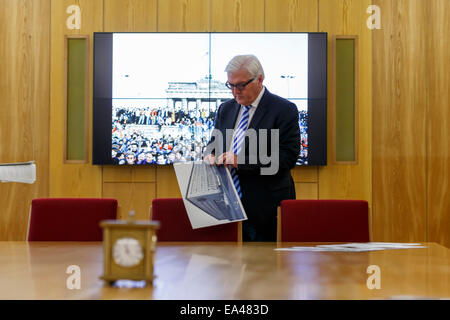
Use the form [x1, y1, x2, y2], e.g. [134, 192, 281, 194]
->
[112, 237, 144, 268]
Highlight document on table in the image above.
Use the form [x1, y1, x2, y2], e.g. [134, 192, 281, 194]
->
[0, 161, 36, 184]
[275, 242, 428, 252]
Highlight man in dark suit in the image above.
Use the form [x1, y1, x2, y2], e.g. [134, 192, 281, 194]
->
[205, 55, 300, 241]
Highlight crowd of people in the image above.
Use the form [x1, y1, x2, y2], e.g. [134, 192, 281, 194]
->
[114, 105, 216, 128]
[297, 110, 308, 165]
[111, 104, 309, 166]
[112, 104, 216, 165]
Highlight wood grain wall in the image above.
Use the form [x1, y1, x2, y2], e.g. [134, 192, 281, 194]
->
[373, 0, 427, 243]
[373, 0, 450, 247]
[49, 0, 103, 198]
[0, 0, 50, 240]
[426, 0, 450, 249]
[318, 0, 372, 233]
[1, 0, 447, 247]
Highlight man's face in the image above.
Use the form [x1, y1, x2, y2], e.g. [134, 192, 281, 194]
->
[227, 69, 263, 106]
[126, 154, 135, 164]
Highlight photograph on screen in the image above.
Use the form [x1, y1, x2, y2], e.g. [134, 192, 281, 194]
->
[110, 33, 309, 166]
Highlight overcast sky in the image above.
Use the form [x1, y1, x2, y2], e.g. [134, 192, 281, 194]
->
[113, 33, 308, 101]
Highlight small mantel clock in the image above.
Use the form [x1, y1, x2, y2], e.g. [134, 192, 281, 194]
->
[100, 211, 160, 286]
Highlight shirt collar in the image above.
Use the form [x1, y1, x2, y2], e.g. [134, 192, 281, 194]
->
[243, 86, 265, 109]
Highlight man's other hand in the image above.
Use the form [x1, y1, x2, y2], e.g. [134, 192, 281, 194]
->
[203, 154, 216, 165]
[216, 152, 238, 168]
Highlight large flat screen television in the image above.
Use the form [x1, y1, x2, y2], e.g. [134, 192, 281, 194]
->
[93, 32, 327, 166]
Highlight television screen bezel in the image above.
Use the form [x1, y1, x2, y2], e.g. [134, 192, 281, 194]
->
[92, 32, 327, 166]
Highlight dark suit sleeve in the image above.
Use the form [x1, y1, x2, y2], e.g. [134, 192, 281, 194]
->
[237, 102, 300, 175]
[276, 103, 300, 171]
[204, 105, 223, 157]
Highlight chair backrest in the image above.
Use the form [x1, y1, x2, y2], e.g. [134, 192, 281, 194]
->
[27, 198, 118, 241]
[278, 200, 369, 242]
[151, 198, 240, 241]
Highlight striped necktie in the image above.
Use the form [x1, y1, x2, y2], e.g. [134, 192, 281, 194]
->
[230, 105, 251, 198]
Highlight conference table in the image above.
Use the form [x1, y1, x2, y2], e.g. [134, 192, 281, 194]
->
[0, 242, 448, 300]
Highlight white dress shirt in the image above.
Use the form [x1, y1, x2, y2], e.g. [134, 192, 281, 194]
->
[233, 86, 266, 131]
[230, 86, 266, 153]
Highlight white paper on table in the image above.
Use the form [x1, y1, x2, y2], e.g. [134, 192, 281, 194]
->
[316, 243, 427, 250]
[275, 246, 386, 252]
[275, 242, 428, 252]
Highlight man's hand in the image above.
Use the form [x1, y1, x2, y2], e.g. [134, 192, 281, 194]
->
[216, 152, 238, 168]
[203, 154, 216, 165]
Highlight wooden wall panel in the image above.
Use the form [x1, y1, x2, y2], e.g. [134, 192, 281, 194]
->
[293, 167, 318, 198]
[103, 166, 156, 183]
[0, 0, 50, 240]
[49, 0, 103, 197]
[211, 0, 264, 32]
[156, 166, 182, 198]
[103, 167, 136, 183]
[295, 183, 318, 199]
[293, 167, 318, 183]
[265, 0, 318, 32]
[103, 182, 156, 220]
[158, 0, 211, 32]
[372, 0, 427, 242]
[104, 0, 157, 32]
[318, 0, 372, 210]
[427, 0, 450, 248]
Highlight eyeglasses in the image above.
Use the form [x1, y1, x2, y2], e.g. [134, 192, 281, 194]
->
[225, 77, 255, 91]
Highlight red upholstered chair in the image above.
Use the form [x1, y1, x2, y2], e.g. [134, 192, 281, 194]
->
[150, 198, 241, 242]
[277, 200, 370, 242]
[27, 198, 118, 241]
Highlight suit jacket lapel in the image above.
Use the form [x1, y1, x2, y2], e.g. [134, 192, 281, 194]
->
[248, 89, 270, 130]
[225, 101, 241, 130]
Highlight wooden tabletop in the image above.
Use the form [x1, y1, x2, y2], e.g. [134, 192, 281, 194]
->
[0, 242, 448, 300]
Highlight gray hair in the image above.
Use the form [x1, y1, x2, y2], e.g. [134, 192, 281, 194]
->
[225, 55, 265, 79]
